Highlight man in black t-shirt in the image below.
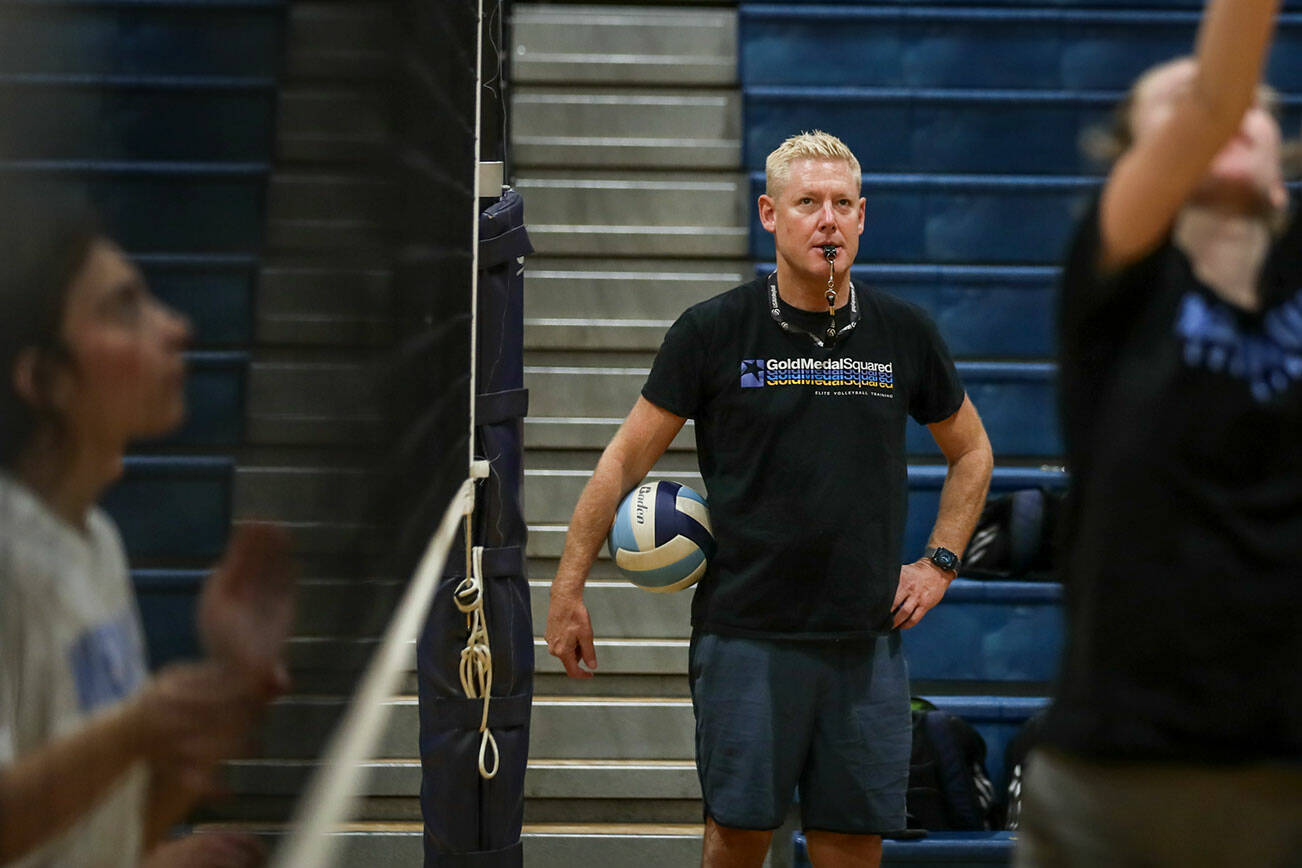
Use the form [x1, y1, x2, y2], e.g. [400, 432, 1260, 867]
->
[546, 131, 993, 868]
[1015, 2, 1302, 865]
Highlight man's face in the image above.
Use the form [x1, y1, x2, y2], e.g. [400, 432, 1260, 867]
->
[758, 158, 866, 282]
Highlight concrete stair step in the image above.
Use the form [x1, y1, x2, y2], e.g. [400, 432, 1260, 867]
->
[256, 266, 392, 346]
[268, 172, 391, 223]
[295, 578, 403, 636]
[264, 172, 391, 256]
[282, 635, 685, 694]
[530, 579, 691, 640]
[512, 4, 735, 85]
[525, 364, 648, 418]
[524, 257, 744, 321]
[534, 638, 688, 675]
[285, 2, 394, 81]
[203, 822, 707, 867]
[276, 87, 387, 164]
[223, 757, 699, 801]
[513, 87, 739, 169]
[515, 172, 748, 258]
[245, 361, 380, 444]
[235, 466, 372, 526]
[260, 696, 696, 760]
[525, 416, 696, 451]
[524, 468, 702, 526]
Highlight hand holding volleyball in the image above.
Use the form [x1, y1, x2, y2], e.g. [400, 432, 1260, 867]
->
[608, 480, 714, 593]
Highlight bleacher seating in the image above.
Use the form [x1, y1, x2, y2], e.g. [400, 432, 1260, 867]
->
[749, 173, 1097, 263]
[0, 0, 287, 666]
[903, 580, 1063, 685]
[138, 254, 258, 345]
[132, 569, 207, 665]
[758, 263, 1057, 356]
[105, 456, 235, 559]
[164, 351, 248, 447]
[741, 7, 1302, 90]
[907, 362, 1059, 457]
[0, 2, 284, 77]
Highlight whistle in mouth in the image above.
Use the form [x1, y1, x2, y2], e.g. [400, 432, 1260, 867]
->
[822, 245, 838, 262]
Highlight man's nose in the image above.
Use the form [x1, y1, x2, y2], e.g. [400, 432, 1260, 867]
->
[818, 201, 836, 226]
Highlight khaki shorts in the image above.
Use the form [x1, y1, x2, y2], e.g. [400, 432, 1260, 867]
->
[1014, 747, 1302, 868]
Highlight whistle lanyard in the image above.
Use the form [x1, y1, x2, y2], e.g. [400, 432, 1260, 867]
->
[766, 270, 860, 349]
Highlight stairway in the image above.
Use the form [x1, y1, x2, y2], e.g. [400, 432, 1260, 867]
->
[512, 2, 743, 863]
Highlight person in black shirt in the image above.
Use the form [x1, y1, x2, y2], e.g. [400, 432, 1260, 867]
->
[546, 132, 993, 868]
[1016, 0, 1302, 864]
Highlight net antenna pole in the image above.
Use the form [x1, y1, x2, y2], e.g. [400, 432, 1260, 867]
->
[268, 1, 487, 864]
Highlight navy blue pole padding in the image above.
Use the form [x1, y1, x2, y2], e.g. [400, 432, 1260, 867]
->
[419, 186, 533, 867]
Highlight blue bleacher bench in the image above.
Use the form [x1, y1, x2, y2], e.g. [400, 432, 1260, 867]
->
[755, 263, 1058, 357]
[907, 362, 1059, 459]
[748, 173, 1099, 264]
[0, 160, 269, 253]
[903, 580, 1063, 685]
[791, 695, 1050, 864]
[0, 75, 278, 163]
[103, 455, 234, 559]
[143, 351, 248, 447]
[741, 7, 1302, 90]
[906, 466, 1065, 557]
[763, 0, 1302, 11]
[0, 0, 286, 78]
[796, 830, 1019, 867]
[137, 253, 257, 345]
[132, 568, 206, 667]
[746, 87, 1302, 176]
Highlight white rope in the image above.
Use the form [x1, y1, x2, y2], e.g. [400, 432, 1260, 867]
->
[269, 477, 476, 868]
[453, 544, 499, 779]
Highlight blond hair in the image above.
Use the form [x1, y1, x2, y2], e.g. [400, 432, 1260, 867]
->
[765, 130, 862, 199]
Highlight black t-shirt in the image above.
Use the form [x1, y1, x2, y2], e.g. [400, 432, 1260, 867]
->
[641, 276, 965, 639]
[1047, 200, 1302, 762]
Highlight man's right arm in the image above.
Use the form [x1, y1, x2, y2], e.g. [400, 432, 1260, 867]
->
[545, 397, 687, 679]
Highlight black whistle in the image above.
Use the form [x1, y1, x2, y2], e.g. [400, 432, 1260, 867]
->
[822, 245, 838, 262]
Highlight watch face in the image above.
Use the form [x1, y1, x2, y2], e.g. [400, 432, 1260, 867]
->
[932, 549, 957, 570]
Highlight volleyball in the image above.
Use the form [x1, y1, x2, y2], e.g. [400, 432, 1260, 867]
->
[608, 480, 715, 593]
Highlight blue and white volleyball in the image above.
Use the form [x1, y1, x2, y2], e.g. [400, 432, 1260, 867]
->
[607, 481, 714, 592]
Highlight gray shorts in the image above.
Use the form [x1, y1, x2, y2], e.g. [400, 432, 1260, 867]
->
[1014, 748, 1302, 868]
[688, 630, 911, 834]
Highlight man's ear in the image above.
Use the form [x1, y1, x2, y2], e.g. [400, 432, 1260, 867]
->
[758, 194, 777, 233]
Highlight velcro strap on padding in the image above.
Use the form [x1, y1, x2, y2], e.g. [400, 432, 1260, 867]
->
[476, 388, 528, 425]
[427, 839, 523, 867]
[423, 693, 532, 730]
[443, 546, 522, 580]
[478, 223, 533, 270]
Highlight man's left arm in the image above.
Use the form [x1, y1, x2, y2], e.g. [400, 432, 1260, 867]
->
[891, 395, 993, 629]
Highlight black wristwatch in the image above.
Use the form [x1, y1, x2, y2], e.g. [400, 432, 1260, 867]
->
[923, 546, 961, 575]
